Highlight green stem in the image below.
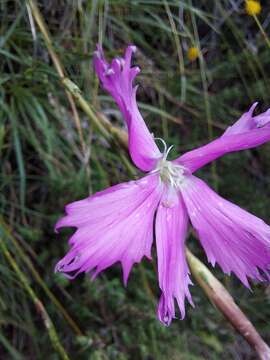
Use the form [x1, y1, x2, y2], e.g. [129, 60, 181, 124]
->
[0, 218, 83, 336]
[26, 0, 86, 154]
[189, 2, 218, 190]
[0, 235, 70, 360]
[164, 0, 186, 103]
[254, 15, 270, 49]
[61, 78, 111, 140]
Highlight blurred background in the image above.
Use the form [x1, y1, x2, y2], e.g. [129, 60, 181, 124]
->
[1, 0, 270, 359]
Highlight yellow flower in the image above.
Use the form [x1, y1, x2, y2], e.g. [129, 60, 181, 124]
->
[187, 47, 199, 62]
[245, 0, 261, 16]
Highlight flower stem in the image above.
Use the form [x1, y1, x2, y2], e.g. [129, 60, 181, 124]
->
[253, 15, 270, 49]
[186, 249, 270, 360]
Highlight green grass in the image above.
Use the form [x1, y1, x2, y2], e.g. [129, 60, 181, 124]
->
[1, 1, 270, 359]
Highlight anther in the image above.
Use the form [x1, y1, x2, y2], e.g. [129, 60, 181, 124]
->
[164, 145, 174, 160]
[155, 137, 167, 154]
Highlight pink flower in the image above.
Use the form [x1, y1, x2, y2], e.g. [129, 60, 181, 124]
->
[55, 45, 270, 325]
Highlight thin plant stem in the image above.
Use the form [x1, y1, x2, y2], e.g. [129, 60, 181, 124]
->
[253, 15, 270, 49]
[0, 233, 70, 360]
[164, 0, 186, 103]
[26, 0, 86, 155]
[0, 217, 83, 336]
[189, 1, 218, 190]
[186, 249, 270, 360]
[62, 78, 111, 140]
[216, 1, 267, 100]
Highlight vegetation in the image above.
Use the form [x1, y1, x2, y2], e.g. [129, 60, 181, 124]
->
[1, 1, 270, 359]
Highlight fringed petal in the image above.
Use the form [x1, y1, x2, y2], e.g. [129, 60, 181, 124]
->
[175, 104, 270, 173]
[181, 175, 270, 286]
[55, 174, 163, 283]
[155, 187, 193, 325]
[93, 45, 161, 171]
[223, 102, 258, 136]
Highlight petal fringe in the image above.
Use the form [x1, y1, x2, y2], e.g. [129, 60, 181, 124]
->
[55, 174, 163, 283]
[223, 102, 258, 136]
[155, 187, 193, 325]
[181, 176, 270, 286]
[175, 104, 270, 173]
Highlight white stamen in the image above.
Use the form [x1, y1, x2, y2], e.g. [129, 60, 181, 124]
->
[164, 145, 174, 160]
[154, 138, 188, 189]
[155, 137, 167, 154]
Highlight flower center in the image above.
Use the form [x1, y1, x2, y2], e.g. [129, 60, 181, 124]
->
[157, 159, 187, 188]
[153, 138, 188, 189]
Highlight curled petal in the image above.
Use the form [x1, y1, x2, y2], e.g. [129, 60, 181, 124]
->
[254, 108, 270, 128]
[55, 174, 163, 283]
[222, 102, 259, 136]
[181, 176, 270, 286]
[175, 104, 270, 173]
[156, 187, 193, 325]
[93, 45, 161, 171]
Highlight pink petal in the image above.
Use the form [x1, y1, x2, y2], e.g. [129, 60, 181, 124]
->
[222, 102, 258, 136]
[181, 175, 270, 286]
[93, 45, 161, 171]
[254, 108, 270, 128]
[175, 104, 270, 173]
[155, 186, 193, 325]
[55, 174, 163, 283]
